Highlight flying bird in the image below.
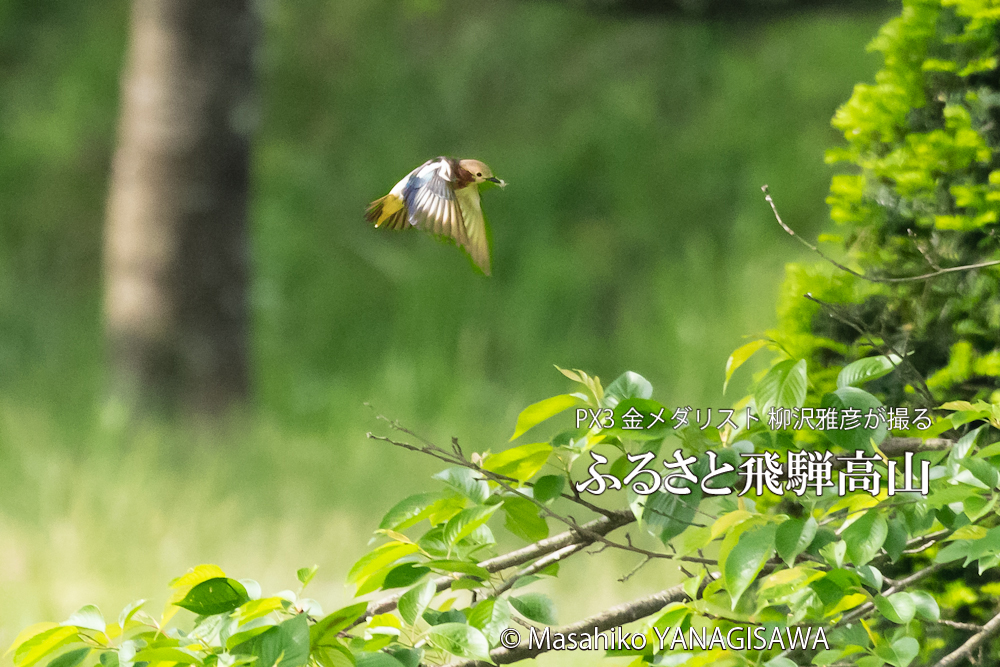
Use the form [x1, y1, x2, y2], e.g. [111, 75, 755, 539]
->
[365, 157, 505, 276]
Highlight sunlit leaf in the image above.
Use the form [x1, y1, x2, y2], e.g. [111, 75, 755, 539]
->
[378, 493, 441, 531]
[724, 339, 769, 394]
[483, 443, 552, 482]
[509, 395, 582, 441]
[468, 598, 511, 646]
[433, 468, 489, 504]
[424, 624, 492, 662]
[399, 579, 437, 626]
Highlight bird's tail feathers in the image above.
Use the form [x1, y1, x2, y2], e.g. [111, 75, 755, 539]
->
[365, 194, 408, 230]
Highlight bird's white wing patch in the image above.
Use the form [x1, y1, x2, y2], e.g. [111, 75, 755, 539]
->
[403, 159, 467, 245]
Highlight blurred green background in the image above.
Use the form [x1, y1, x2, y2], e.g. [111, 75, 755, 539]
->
[0, 0, 888, 659]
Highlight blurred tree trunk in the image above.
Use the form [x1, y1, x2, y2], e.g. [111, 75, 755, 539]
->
[105, 0, 256, 413]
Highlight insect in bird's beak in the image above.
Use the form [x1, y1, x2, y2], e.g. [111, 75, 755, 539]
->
[487, 177, 507, 187]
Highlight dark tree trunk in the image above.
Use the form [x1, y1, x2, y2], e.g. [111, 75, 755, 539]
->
[104, 0, 256, 413]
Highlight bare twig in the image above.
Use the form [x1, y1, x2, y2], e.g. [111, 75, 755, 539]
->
[907, 228, 942, 271]
[938, 619, 983, 632]
[803, 294, 935, 404]
[762, 185, 1000, 283]
[931, 608, 1000, 667]
[618, 555, 653, 583]
[367, 430, 717, 567]
[490, 543, 586, 597]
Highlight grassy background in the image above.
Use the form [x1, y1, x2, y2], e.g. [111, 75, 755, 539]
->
[0, 0, 888, 662]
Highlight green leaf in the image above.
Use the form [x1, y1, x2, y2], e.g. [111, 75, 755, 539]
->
[47, 648, 90, 667]
[934, 540, 970, 564]
[311, 602, 369, 646]
[856, 564, 883, 591]
[910, 590, 939, 621]
[640, 487, 699, 545]
[821, 387, 887, 452]
[443, 505, 501, 547]
[843, 511, 888, 567]
[532, 475, 565, 503]
[130, 649, 201, 666]
[875, 636, 918, 667]
[775, 517, 817, 566]
[382, 563, 430, 590]
[884, 519, 907, 562]
[313, 643, 356, 667]
[468, 598, 512, 646]
[755, 359, 807, 415]
[964, 525, 1000, 563]
[232, 615, 309, 667]
[378, 493, 441, 531]
[764, 659, 798, 667]
[502, 495, 548, 542]
[724, 340, 769, 394]
[509, 593, 557, 625]
[296, 566, 318, 588]
[347, 542, 420, 588]
[819, 540, 846, 569]
[875, 592, 916, 624]
[432, 468, 489, 504]
[63, 606, 105, 633]
[354, 654, 404, 667]
[386, 648, 420, 667]
[175, 578, 250, 616]
[960, 457, 999, 488]
[837, 355, 901, 388]
[14, 627, 80, 667]
[424, 624, 492, 662]
[602, 371, 653, 408]
[509, 394, 582, 441]
[117, 600, 146, 629]
[483, 443, 552, 482]
[398, 580, 436, 626]
[723, 524, 777, 608]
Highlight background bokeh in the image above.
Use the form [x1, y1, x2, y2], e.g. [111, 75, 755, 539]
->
[0, 0, 889, 661]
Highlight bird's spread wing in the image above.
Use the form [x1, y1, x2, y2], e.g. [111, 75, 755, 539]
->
[402, 159, 467, 246]
[456, 185, 491, 276]
[369, 157, 493, 275]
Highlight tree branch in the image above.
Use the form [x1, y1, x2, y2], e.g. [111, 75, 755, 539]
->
[838, 562, 947, 627]
[362, 509, 636, 620]
[762, 185, 1000, 283]
[444, 583, 690, 667]
[930, 607, 1000, 667]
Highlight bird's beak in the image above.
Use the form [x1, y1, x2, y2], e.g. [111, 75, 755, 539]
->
[487, 177, 507, 188]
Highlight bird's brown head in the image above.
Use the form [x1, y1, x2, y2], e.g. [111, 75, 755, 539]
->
[458, 159, 506, 187]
